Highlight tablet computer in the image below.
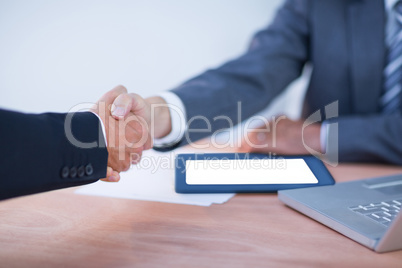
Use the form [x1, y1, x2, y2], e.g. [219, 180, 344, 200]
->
[175, 153, 335, 193]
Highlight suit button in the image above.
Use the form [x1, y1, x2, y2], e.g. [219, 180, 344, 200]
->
[85, 164, 93, 176]
[77, 166, 85, 177]
[70, 167, 77, 178]
[61, 166, 69, 179]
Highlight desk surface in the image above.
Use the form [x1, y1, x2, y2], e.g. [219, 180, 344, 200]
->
[1, 163, 402, 267]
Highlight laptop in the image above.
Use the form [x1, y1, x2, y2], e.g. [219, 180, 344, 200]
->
[278, 174, 402, 253]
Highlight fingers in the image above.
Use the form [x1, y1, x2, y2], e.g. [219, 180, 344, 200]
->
[91, 85, 128, 115]
[99, 85, 128, 104]
[110, 92, 149, 119]
[130, 150, 143, 165]
[106, 120, 146, 172]
[127, 93, 152, 149]
[111, 92, 153, 150]
[124, 114, 153, 150]
[100, 167, 121, 182]
[238, 127, 270, 153]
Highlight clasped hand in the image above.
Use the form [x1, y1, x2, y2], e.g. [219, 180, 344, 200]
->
[91, 85, 152, 182]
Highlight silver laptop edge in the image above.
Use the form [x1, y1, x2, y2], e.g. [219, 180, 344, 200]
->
[278, 192, 377, 249]
[278, 175, 402, 253]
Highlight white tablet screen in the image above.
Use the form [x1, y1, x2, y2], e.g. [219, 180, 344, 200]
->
[185, 158, 318, 185]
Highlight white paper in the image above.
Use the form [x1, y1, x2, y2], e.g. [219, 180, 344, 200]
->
[186, 158, 318, 185]
[75, 149, 234, 206]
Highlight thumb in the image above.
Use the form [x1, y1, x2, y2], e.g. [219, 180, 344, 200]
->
[111, 93, 133, 119]
[112, 93, 149, 121]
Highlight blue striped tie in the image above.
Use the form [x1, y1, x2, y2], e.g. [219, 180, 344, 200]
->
[381, 1, 402, 114]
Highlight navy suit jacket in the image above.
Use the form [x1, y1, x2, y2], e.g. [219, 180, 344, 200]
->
[170, 0, 402, 164]
[0, 109, 108, 200]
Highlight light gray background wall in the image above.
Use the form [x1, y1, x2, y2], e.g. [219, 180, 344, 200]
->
[0, 0, 308, 120]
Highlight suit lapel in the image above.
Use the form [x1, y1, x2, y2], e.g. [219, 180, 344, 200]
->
[348, 0, 385, 113]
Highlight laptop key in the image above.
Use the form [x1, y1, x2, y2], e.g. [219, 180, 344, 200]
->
[382, 217, 391, 222]
[383, 211, 392, 217]
[349, 199, 402, 227]
[381, 202, 391, 207]
[388, 210, 399, 216]
[371, 213, 381, 219]
[351, 208, 383, 214]
[366, 214, 383, 223]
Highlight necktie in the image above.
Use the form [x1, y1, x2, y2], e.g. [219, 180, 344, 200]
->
[381, 1, 402, 114]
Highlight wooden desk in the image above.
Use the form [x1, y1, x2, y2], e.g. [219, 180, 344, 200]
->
[1, 163, 402, 267]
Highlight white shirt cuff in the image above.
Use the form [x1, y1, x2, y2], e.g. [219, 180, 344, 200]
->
[320, 121, 328, 154]
[153, 92, 187, 148]
[90, 111, 107, 146]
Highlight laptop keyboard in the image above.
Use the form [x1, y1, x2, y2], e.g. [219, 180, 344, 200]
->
[349, 199, 402, 227]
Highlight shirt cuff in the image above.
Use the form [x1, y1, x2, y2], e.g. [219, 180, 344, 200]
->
[153, 92, 187, 148]
[320, 121, 328, 154]
[90, 111, 107, 146]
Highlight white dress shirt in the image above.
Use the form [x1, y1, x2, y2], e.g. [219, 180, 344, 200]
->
[152, 92, 187, 147]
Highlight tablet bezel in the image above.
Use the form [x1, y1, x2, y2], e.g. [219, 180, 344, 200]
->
[175, 153, 335, 193]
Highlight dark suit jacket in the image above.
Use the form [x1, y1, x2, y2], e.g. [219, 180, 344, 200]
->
[0, 109, 108, 200]
[170, 0, 402, 164]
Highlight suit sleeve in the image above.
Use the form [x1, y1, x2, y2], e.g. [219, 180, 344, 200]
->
[326, 114, 402, 165]
[167, 0, 311, 147]
[0, 109, 108, 200]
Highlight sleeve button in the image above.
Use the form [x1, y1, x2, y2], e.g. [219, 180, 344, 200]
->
[61, 166, 69, 179]
[85, 164, 94, 176]
[70, 167, 77, 178]
[77, 166, 85, 178]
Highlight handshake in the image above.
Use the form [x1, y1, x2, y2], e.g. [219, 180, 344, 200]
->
[88, 85, 172, 182]
[86, 84, 323, 183]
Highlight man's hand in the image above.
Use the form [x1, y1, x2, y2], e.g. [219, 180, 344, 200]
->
[110, 93, 173, 139]
[92, 86, 175, 182]
[91, 86, 153, 182]
[238, 117, 322, 155]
